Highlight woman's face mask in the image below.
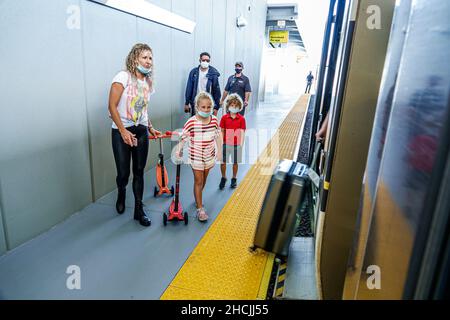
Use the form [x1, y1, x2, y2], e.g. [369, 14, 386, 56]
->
[136, 50, 153, 75]
[137, 64, 152, 75]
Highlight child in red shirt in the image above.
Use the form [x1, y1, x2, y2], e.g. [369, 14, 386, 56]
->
[219, 93, 246, 189]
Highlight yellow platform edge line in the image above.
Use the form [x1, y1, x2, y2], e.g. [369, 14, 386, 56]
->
[257, 253, 275, 300]
[161, 95, 310, 300]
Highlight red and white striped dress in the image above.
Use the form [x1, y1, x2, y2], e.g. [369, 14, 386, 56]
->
[181, 115, 221, 170]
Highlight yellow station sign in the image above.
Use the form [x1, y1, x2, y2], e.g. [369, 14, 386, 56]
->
[269, 30, 289, 43]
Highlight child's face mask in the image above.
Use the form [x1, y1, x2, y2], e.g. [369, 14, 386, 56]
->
[229, 107, 240, 114]
[197, 100, 213, 118]
[198, 110, 212, 118]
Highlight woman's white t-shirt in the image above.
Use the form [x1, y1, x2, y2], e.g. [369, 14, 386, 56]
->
[110, 71, 155, 129]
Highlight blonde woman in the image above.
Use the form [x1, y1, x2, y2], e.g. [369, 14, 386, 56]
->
[108, 43, 161, 227]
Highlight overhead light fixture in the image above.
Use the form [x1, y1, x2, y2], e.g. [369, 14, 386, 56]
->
[89, 0, 196, 34]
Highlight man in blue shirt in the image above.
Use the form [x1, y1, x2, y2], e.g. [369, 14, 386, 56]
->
[184, 52, 222, 116]
[305, 71, 314, 94]
[220, 62, 252, 116]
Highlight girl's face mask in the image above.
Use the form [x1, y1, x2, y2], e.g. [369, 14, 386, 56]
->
[197, 99, 213, 118]
[198, 110, 212, 118]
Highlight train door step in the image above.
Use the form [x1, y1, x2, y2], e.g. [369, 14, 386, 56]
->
[283, 237, 318, 300]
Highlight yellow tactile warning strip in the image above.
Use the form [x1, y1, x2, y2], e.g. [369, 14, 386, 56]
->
[161, 95, 310, 300]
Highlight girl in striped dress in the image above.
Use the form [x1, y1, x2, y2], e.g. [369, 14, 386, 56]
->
[177, 92, 222, 222]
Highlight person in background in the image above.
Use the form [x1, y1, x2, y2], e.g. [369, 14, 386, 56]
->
[219, 94, 246, 190]
[305, 71, 314, 94]
[184, 52, 221, 116]
[220, 62, 252, 116]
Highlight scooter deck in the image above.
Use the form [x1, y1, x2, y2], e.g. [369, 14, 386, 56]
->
[168, 200, 184, 220]
[156, 164, 170, 189]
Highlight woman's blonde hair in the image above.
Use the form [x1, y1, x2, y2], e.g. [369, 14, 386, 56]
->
[125, 43, 153, 80]
[194, 92, 214, 110]
[224, 93, 243, 112]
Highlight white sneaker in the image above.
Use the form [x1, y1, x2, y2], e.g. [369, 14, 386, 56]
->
[196, 207, 209, 222]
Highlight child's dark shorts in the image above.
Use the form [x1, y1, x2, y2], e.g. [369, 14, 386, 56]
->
[222, 145, 243, 164]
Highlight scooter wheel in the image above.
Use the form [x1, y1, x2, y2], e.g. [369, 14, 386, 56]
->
[154, 186, 158, 197]
[163, 213, 167, 226]
[184, 212, 188, 225]
[171, 185, 175, 196]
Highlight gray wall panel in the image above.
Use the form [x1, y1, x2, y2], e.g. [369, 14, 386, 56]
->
[137, 18, 173, 169]
[211, 0, 227, 92]
[224, 0, 238, 87]
[240, 0, 254, 110]
[195, 0, 213, 57]
[250, 0, 266, 111]
[0, 0, 92, 249]
[172, 0, 196, 131]
[234, 0, 248, 63]
[0, 205, 6, 255]
[250, 0, 267, 111]
[247, 0, 258, 111]
[222, 0, 266, 111]
[81, 1, 138, 200]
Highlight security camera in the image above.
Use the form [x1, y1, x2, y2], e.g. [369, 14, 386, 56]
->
[236, 15, 248, 28]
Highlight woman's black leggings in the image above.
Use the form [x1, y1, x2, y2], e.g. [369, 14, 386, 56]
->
[112, 125, 149, 203]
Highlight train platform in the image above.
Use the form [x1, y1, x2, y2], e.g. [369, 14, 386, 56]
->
[0, 93, 308, 300]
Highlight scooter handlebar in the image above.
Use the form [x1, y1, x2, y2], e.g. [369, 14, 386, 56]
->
[149, 130, 181, 140]
[149, 131, 171, 140]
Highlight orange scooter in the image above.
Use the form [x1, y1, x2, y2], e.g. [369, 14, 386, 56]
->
[149, 131, 174, 197]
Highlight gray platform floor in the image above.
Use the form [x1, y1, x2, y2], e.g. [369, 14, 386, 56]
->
[0, 94, 301, 300]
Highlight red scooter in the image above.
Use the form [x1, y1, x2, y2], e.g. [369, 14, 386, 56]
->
[163, 131, 188, 226]
[149, 131, 174, 197]
[163, 160, 188, 226]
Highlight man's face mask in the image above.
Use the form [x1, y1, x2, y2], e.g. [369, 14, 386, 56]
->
[200, 57, 210, 69]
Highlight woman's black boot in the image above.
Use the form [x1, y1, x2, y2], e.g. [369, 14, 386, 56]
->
[116, 189, 126, 214]
[134, 201, 151, 227]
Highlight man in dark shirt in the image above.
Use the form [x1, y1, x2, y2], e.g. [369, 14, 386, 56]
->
[305, 71, 314, 93]
[220, 62, 252, 116]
